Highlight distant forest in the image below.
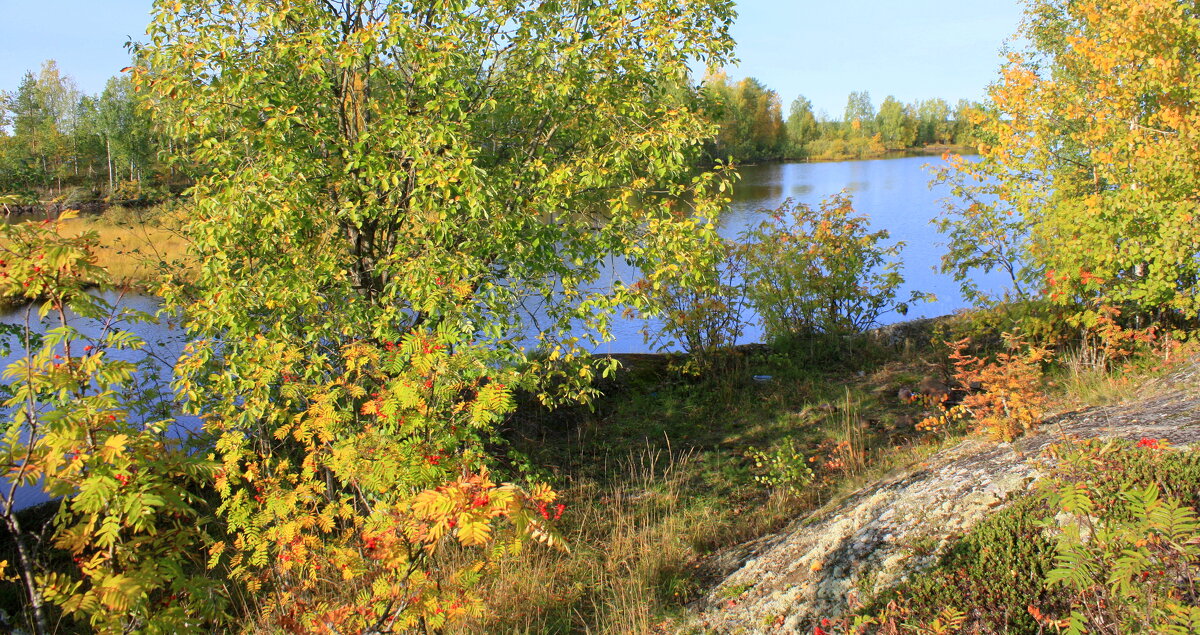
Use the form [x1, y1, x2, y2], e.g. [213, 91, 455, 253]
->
[700, 71, 981, 163]
[0, 61, 177, 207]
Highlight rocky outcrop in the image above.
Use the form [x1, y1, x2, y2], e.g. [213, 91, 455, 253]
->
[687, 361, 1200, 634]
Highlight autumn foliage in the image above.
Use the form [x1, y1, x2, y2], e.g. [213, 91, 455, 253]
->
[0, 0, 744, 631]
[919, 335, 1051, 441]
[193, 330, 568, 632]
[0, 214, 223, 632]
[740, 193, 924, 340]
[937, 0, 1200, 329]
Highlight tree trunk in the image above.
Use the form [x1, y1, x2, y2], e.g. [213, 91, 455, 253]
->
[105, 137, 114, 195]
[2, 513, 48, 635]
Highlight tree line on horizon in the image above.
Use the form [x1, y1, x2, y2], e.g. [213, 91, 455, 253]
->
[701, 71, 981, 164]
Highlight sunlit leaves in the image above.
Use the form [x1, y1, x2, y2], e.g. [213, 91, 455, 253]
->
[223, 334, 566, 631]
[918, 334, 1051, 441]
[938, 0, 1200, 325]
[133, 0, 737, 628]
[740, 193, 927, 339]
[0, 216, 224, 632]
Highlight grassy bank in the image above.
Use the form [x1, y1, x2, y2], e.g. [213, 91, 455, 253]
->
[798, 142, 975, 163]
[69, 214, 191, 287]
[451, 323, 1197, 633]
[448, 335, 966, 632]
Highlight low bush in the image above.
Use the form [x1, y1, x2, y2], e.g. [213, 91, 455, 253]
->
[641, 238, 748, 376]
[0, 213, 222, 632]
[741, 193, 926, 341]
[917, 334, 1051, 441]
[747, 437, 814, 496]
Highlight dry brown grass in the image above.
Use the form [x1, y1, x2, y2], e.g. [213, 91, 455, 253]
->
[1, 210, 193, 307]
[61, 212, 194, 290]
[450, 341, 1032, 634]
[450, 445, 809, 634]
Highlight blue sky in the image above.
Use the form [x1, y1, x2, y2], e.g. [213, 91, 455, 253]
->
[726, 1, 1023, 116]
[1, 1, 155, 96]
[1, 1, 1023, 116]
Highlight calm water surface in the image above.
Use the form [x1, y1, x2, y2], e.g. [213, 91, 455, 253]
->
[3, 156, 1007, 359]
[594, 155, 1009, 353]
[0, 292, 197, 509]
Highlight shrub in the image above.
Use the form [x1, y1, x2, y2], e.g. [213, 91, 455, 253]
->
[1070, 304, 1160, 372]
[1039, 440, 1200, 634]
[747, 438, 814, 497]
[642, 238, 748, 375]
[0, 212, 224, 633]
[863, 494, 1065, 633]
[189, 327, 568, 631]
[939, 298, 1076, 350]
[740, 193, 925, 341]
[918, 334, 1051, 441]
[856, 440, 1200, 635]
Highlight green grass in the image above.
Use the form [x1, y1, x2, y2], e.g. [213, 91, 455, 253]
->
[459, 335, 970, 633]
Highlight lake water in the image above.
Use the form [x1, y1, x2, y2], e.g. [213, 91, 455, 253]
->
[3, 156, 1007, 361]
[726, 155, 989, 319]
[592, 154, 1010, 354]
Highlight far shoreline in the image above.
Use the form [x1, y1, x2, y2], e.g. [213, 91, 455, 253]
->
[715, 144, 979, 168]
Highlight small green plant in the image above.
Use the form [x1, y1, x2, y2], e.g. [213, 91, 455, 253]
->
[747, 438, 814, 496]
[719, 582, 754, 599]
[1038, 439, 1200, 634]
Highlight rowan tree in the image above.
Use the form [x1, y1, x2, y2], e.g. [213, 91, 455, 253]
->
[135, 0, 736, 627]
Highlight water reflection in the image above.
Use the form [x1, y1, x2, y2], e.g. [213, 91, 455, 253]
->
[599, 154, 1010, 353]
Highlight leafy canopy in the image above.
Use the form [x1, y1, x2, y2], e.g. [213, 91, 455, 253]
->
[136, 0, 737, 395]
[132, 0, 737, 629]
[936, 0, 1200, 327]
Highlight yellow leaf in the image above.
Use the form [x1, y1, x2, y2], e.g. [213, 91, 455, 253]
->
[100, 434, 128, 462]
[456, 515, 492, 546]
